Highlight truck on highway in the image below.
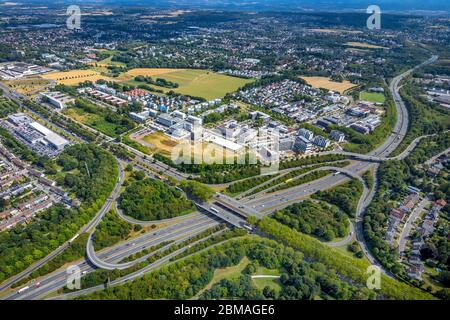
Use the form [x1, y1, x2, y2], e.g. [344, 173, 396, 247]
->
[17, 286, 30, 294]
[243, 224, 254, 232]
[68, 234, 79, 245]
[210, 207, 219, 214]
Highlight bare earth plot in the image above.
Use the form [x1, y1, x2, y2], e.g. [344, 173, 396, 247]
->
[2, 77, 52, 95]
[301, 76, 357, 94]
[345, 42, 388, 49]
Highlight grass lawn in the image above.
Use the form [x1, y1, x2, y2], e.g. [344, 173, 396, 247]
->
[423, 266, 446, 293]
[64, 107, 123, 138]
[332, 242, 371, 265]
[122, 68, 253, 100]
[141, 131, 178, 156]
[360, 91, 386, 103]
[97, 55, 127, 67]
[252, 277, 282, 292]
[251, 266, 282, 293]
[193, 256, 250, 299]
[255, 266, 281, 276]
[3, 78, 52, 96]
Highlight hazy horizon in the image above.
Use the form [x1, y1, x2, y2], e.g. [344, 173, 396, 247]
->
[2, 0, 450, 12]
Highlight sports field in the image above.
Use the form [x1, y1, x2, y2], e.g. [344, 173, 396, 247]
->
[360, 91, 386, 103]
[300, 76, 357, 94]
[41, 70, 114, 85]
[122, 68, 253, 100]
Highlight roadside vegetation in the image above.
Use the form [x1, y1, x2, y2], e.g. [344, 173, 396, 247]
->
[179, 180, 215, 202]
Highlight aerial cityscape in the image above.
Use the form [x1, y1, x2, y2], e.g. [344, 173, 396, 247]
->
[0, 0, 449, 307]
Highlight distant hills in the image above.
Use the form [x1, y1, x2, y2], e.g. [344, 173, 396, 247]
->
[5, 0, 450, 12]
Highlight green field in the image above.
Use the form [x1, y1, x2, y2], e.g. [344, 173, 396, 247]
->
[193, 256, 250, 299]
[360, 91, 386, 103]
[126, 69, 253, 100]
[64, 107, 131, 138]
[252, 277, 282, 293]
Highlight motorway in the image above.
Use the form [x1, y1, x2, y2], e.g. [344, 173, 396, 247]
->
[3, 213, 220, 300]
[49, 229, 229, 300]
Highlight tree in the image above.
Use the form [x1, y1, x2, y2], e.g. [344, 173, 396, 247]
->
[180, 180, 215, 202]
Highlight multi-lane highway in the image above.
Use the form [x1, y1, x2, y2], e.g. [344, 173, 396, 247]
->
[3, 213, 220, 300]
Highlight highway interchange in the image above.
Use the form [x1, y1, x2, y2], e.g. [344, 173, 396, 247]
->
[0, 54, 441, 299]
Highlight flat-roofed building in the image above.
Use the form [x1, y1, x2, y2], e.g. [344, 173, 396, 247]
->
[40, 92, 75, 110]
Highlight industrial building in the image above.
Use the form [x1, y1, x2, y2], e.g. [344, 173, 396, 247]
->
[1, 113, 69, 157]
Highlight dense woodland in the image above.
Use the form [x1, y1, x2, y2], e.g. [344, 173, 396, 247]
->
[257, 218, 434, 300]
[0, 96, 19, 118]
[313, 179, 364, 217]
[119, 178, 195, 221]
[273, 201, 349, 241]
[93, 210, 133, 250]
